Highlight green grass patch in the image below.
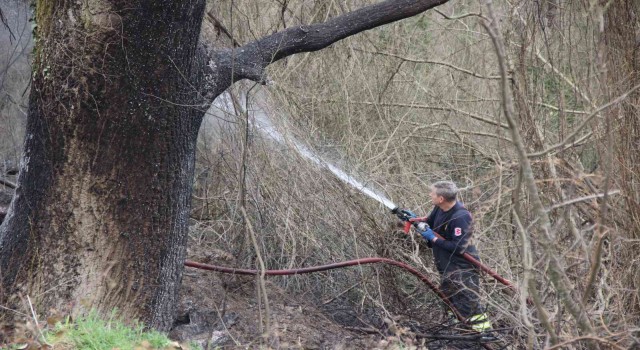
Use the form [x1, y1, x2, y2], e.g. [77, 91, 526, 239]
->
[43, 310, 175, 350]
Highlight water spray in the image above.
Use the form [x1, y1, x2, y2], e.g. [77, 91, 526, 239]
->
[250, 96, 397, 210]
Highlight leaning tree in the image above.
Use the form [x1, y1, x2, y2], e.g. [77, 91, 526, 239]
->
[0, 0, 449, 330]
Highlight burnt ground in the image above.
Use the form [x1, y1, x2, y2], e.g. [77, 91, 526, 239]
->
[171, 236, 425, 350]
[171, 236, 506, 350]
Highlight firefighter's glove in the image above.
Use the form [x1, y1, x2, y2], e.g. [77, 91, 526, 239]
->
[400, 209, 417, 220]
[416, 222, 436, 241]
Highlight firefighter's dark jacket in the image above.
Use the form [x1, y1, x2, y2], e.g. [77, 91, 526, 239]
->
[425, 201, 480, 274]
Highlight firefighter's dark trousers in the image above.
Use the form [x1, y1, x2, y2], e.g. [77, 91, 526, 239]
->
[440, 268, 483, 318]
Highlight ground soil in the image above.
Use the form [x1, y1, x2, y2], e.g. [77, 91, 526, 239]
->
[172, 236, 427, 350]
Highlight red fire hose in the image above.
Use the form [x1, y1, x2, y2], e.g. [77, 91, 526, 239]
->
[185, 258, 497, 349]
[185, 257, 463, 320]
[400, 217, 525, 301]
[435, 233, 518, 293]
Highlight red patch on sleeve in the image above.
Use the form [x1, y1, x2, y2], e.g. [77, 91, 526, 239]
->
[454, 227, 462, 236]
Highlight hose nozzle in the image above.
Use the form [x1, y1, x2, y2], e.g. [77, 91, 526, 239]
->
[391, 206, 408, 221]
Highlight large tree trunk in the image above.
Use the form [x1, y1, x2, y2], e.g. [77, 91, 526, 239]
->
[0, 0, 206, 330]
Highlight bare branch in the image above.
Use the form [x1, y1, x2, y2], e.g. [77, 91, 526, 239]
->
[512, 209, 556, 344]
[544, 335, 628, 350]
[317, 99, 509, 129]
[205, 10, 241, 47]
[535, 51, 594, 107]
[546, 190, 621, 211]
[0, 7, 16, 42]
[269, 83, 509, 128]
[241, 206, 271, 336]
[433, 8, 486, 21]
[527, 84, 640, 158]
[482, 0, 594, 336]
[210, 0, 449, 85]
[0, 178, 17, 189]
[535, 101, 588, 115]
[357, 49, 501, 80]
[425, 124, 512, 142]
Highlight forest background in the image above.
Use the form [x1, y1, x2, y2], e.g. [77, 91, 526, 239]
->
[1, 0, 639, 349]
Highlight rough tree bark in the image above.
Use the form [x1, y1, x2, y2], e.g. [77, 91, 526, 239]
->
[0, 0, 449, 330]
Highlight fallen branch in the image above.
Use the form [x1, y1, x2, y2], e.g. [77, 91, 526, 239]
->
[415, 330, 502, 341]
[344, 326, 381, 334]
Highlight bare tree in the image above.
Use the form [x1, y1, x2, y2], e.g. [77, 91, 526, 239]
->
[0, 0, 449, 330]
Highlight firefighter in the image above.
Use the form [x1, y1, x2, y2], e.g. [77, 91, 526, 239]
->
[403, 180, 491, 333]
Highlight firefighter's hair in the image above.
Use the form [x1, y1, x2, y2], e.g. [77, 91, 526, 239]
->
[431, 181, 458, 202]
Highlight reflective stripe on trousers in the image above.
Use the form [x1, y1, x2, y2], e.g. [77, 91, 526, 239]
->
[468, 313, 492, 332]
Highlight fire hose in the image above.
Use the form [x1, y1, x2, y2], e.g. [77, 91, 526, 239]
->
[185, 257, 496, 349]
[391, 207, 527, 303]
[186, 257, 464, 318]
[183, 208, 514, 348]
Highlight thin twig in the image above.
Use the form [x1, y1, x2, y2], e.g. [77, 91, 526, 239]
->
[583, 97, 616, 304]
[206, 10, 241, 47]
[0, 304, 30, 317]
[272, 85, 509, 129]
[546, 190, 620, 211]
[0, 177, 17, 189]
[528, 84, 640, 158]
[26, 296, 49, 345]
[535, 101, 588, 115]
[322, 281, 361, 305]
[544, 335, 627, 350]
[241, 206, 271, 336]
[319, 99, 509, 129]
[434, 8, 487, 21]
[535, 51, 593, 106]
[356, 49, 500, 79]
